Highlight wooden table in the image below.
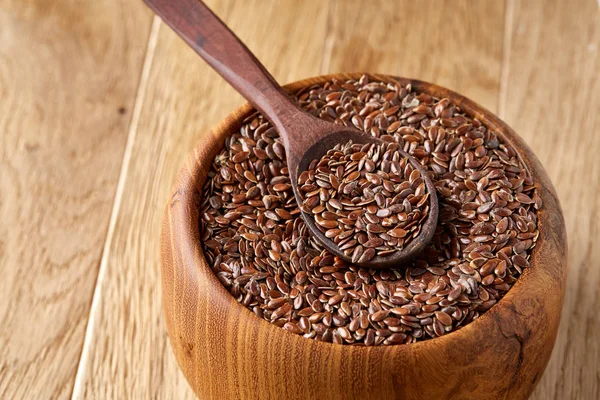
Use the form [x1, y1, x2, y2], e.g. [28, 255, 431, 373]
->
[1, 0, 598, 398]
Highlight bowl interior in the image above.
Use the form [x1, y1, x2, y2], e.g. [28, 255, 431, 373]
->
[173, 72, 566, 351]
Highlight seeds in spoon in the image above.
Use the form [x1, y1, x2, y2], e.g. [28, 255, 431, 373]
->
[297, 141, 430, 262]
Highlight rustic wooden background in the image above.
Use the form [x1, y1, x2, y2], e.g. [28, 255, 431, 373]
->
[0, 0, 598, 398]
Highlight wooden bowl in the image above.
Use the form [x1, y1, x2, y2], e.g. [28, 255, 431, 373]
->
[161, 73, 567, 399]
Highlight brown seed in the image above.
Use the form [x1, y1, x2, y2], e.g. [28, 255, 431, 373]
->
[358, 248, 376, 263]
[241, 232, 259, 241]
[448, 287, 462, 302]
[433, 319, 446, 336]
[371, 309, 389, 322]
[272, 303, 291, 320]
[268, 249, 281, 262]
[512, 254, 530, 269]
[283, 322, 303, 335]
[364, 237, 384, 248]
[366, 223, 386, 233]
[346, 171, 360, 181]
[482, 275, 495, 285]
[337, 327, 352, 340]
[273, 183, 291, 192]
[317, 219, 338, 229]
[267, 298, 287, 309]
[299, 317, 310, 333]
[328, 198, 343, 210]
[388, 228, 408, 238]
[231, 151, 249, 163]
[365, 329, 375, 346]
[434, 311, 453, 326]
[351, 245, 364, 264]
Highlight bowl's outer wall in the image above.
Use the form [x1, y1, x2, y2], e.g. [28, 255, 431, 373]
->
[161, 74, 567, 400]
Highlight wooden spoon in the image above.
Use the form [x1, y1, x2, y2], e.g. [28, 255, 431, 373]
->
[145, 0, 438, 268]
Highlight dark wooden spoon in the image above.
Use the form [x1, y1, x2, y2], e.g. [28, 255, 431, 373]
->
[144, 0, 438, 268]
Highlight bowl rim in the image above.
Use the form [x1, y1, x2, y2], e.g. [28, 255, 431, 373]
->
[167, 72, 566, 353]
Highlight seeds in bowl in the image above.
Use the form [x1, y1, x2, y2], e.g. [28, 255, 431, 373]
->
[297, 141, 430, 263]
[199, 74, 542, 346]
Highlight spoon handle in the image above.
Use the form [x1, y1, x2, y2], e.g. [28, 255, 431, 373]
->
[144, 0, 303, 133]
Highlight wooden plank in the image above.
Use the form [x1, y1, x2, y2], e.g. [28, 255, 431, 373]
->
[323, 0, 505, 112]
[500, 1, 600, 399]
[0, 1, 153, 399]
[71, 1, 329, 398]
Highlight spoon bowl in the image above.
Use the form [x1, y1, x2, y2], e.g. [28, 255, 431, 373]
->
[294, 129, 439, 268]
[145, 0, 439, 267]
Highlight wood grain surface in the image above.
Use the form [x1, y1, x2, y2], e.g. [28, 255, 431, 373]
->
[503, 1, 600, 399]
[324, 0, 505, 112]
[0, 1, 152, 398]
[0, 0, 598, 398]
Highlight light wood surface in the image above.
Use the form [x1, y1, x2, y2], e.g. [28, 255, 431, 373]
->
[0, 1, 152, 398]
[501, 1, 600, 399]
[0, 0, 597, 398]
[324, 0, 505, 112]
